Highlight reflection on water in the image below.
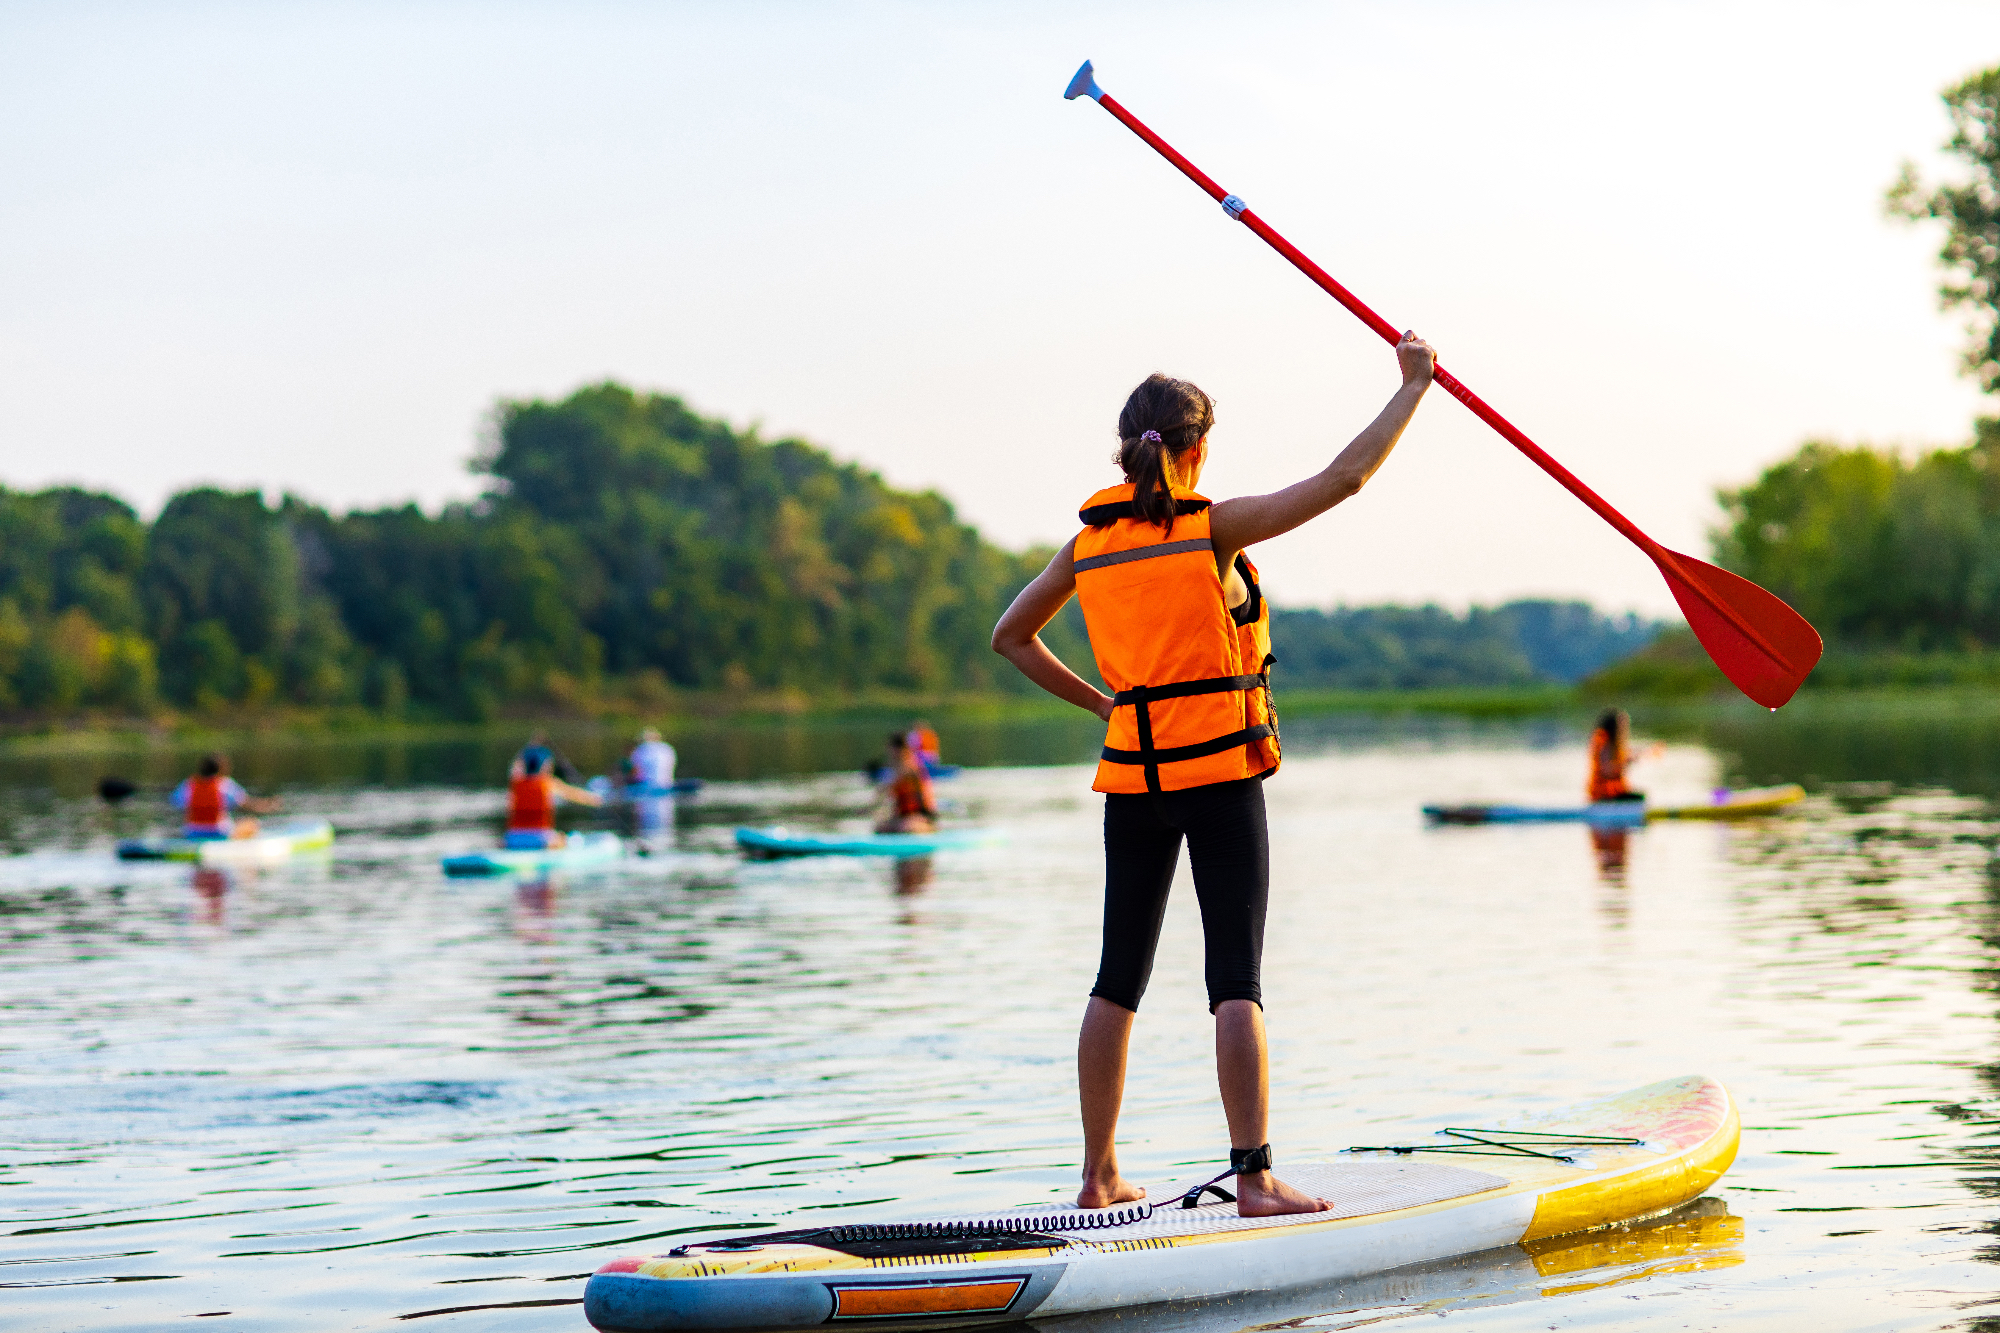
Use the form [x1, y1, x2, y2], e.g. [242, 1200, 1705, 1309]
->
[3, 712, 2000, 1330]
[1588, 825, 1631, 891]
[1671, 693, 2000, 798]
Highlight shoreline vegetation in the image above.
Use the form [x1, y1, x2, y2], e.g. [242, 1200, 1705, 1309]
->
[0, 380, 1661, 742]
[8, 679, 1998, 759]
[10, 377, 2000, 753]
[14, 387, 2000, 755]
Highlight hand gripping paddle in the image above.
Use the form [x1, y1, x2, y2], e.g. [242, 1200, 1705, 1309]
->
[1063, 61, 1822, 709]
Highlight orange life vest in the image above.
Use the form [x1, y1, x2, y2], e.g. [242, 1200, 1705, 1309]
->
[508, 774, 556, 831]
[1073, 484, 1280, 794]
[185, 775, 227, 827]
[892, 766, 936, 818]
[1587, 727, 1631, 802]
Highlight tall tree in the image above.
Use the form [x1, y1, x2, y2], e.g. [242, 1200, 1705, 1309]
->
[1889, 65, 2000, 393]
[1715, 428, 2000, 648]
[477, 383, 1070, 695]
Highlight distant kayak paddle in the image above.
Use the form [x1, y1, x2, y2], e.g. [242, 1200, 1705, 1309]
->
[1063, 60, 1823, 709]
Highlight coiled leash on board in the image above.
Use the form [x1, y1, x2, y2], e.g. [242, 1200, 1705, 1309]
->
[668, 1144, 1279, 1256]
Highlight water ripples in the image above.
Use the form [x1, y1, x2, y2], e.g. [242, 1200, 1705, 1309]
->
[3, 727, 2000, 1329]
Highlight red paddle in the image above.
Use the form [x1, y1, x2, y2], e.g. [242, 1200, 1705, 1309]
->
[1063, 61, 1822, 709]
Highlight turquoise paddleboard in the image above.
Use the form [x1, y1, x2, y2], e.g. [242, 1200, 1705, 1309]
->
[735, 827, 1001, 859]
[442, 831, 624, 877]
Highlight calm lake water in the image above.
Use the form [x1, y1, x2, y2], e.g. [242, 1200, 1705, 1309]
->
[6, 703, 2000, 1331]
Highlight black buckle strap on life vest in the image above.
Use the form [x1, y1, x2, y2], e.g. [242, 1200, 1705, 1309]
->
[1111, 672, 1266, 706]
[1104, 670, 1272, 790]
[1099, 723, 1276, 770]
[1178, 1144, 1274, 1209]
[1079, 497, 1212, 526]
[1128, 683, 1162, 794]
[1259, 652, 1281, 776]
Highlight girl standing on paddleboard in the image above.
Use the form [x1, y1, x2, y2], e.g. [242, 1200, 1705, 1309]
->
[992, 332, 1435, 1217]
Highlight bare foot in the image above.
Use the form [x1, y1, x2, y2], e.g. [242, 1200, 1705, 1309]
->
[1234, 1171, 1331, 1217]
[1076, 1174, 1147, 1209]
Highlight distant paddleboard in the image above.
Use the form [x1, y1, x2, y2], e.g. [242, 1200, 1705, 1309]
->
[441, 831, 623, 877]
[735, 827, 1001, 859]
[1647, 784, 1804, 820]
[1426, 785, 1804, 826]
[116, 818, 335, 866]
[865, 762, 962, 783]
[587, 777, 705, 801]
[584, 1074, 1737, 1331]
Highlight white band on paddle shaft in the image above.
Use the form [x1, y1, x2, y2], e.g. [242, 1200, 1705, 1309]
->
[1220, 194, 1247, 220]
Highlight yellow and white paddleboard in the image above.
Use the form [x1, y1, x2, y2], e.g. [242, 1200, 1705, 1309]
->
[584, 1075, 1738, 1332]
[1647, 784, 1805, 820]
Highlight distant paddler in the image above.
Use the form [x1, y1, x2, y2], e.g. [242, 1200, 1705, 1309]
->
[623, 727, 678, 793]
[874, 731, 938, 834]
[623, 727, 679, 845]
[907, 719, 943, 775]
[1588, 709, 1648, 805]
[507, 738, 602, 850]
[174, 753, 280, 840]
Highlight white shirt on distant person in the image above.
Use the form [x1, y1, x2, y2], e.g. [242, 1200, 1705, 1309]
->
[629, 740, 676, 789]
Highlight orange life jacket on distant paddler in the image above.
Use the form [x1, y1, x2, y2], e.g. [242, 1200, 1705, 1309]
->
[891, 764, 936, 819]
[184, 775, 227, 828]
[1072, 484, 1280, 795]
[1587, 727, 1633, 802]
[508, 774, 556, 831]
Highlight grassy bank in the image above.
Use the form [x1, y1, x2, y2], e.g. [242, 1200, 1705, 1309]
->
[1275, 685, 1578, 718]
[7, 678, 1994, 760]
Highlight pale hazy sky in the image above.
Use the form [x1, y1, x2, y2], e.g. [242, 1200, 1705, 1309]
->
[3, 2, 1996, 614]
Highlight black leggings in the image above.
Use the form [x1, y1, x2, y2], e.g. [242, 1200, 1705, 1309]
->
[1091, 777, 1270, 1014]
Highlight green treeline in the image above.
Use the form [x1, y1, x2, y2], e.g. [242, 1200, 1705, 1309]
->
[1591, 416, 2000, 698]
[0, 384, 1092, 721]
[1717, 419, 2000, 654]
[1271, 602, 1659, 689]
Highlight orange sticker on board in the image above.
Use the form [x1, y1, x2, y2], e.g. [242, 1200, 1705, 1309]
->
[830, 1277, 1026, 1317]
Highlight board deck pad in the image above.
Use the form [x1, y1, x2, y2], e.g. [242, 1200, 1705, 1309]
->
[1029, 1161, 1511, 1240]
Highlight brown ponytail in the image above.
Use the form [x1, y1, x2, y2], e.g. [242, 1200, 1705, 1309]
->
[1114, 374, 1215, 531]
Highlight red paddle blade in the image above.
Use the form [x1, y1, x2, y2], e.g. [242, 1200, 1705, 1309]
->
[1654, 548, 1822, 708]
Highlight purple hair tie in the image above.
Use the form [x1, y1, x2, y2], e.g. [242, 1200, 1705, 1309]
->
[1141, 430, 1162, 443]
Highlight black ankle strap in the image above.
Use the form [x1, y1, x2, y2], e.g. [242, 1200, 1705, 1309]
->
[1231, 1144, 1273, 1175]
[1179, 1144, 1275, 1208]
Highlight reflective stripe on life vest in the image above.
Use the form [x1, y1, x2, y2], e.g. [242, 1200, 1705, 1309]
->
[1073, 483, 1281, 795]
[1071, 537, 1214, 573]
